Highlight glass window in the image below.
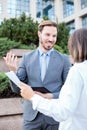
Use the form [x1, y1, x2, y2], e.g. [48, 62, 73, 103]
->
[7, 0, 30, 17]
[82, 15, 87, 27]
[48, 6, 55, 20]
[66, 21, 75, 34]
[36, 0, 55, 20]
[36, 0, 43, 18]
[81, 0, 87, 9]
[63, 0, 74, 18]
[0, 3, 2, 14]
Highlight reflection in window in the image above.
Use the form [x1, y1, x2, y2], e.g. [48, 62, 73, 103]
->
[81, 0, 87, 9]
[66, 21, 75, 34]
[63, 0, 74, 18]
[49, 7, 55, 20]
[7, 0, 30, 17]
[0, 3, 2, 14]
[0, 19, 2, 25]
[36, 0, 43, 18]
[82, 15, 87, 27]
[36, 0, 55, 20]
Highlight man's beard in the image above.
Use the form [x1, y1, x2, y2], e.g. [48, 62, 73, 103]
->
[44, 45, 52, 50]
[41, 40, 53, 51]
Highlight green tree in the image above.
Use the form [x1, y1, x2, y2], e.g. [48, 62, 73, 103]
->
[0, 14, 70, 54]
[56, 22, 70, 54]
[0, 13, 39, 46]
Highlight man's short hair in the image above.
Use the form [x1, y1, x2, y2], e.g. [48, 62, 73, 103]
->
[38, 20, 58, 32]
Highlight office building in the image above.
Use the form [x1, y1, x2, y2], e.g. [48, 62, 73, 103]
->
[0, 0, 87, 32]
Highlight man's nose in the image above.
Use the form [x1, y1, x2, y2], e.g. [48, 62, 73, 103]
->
[49, 36, 53, 41]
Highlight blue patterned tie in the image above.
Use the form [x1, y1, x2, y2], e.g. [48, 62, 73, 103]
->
[41, 53, 47, 81]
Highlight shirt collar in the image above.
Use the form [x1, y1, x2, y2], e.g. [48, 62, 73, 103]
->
[38, 47, 53, 56]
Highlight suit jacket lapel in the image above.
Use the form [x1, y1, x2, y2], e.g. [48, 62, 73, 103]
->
[32, 50, 41, 79]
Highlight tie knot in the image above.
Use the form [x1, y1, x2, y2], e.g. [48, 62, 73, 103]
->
[42, 53, 48, 57]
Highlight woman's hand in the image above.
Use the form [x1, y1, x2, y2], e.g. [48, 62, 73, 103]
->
[35, 91, 53, 99]
[19, 82, 35, 100]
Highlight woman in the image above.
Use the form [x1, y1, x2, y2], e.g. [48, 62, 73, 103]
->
[20, 28, 87, 130]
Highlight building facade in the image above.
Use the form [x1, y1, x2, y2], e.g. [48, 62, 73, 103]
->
[0, 0, 87, 32]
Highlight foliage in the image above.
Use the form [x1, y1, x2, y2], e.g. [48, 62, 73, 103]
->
[0, 13, 39, 46]
[0, 72, 20, 98]
[19, 43, 36, 50]
[0, 72, 9, 92]
[54, 44, 65, 54]
[57, 22, 70, 54]
[43, 15, 49, 20]
[0, 38, 20, 58]
[0, 37, 36, 58]
[0, 13, 70, 54]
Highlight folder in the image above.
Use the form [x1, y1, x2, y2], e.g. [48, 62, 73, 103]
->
[32, 87, 51, 93]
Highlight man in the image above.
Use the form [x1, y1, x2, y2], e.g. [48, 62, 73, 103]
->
[19, 28, 87, 130]
[4, 20, 71, 130]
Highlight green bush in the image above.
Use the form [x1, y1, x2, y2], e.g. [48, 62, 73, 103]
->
[57, 22, 70, 54]
[0, 38, 20, 58]
[54, 44, 65, 53]
[0, 37, 36, 58]
[0, 72, 9, 93]
[0, 14, 70, 54]
[0, 72, 20, 98]
[0, 13, 39, 46]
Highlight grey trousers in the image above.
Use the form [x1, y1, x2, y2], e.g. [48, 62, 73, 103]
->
[23, 112, 59, 130]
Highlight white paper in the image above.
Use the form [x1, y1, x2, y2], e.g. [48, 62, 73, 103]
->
[5, 71, 21, 88]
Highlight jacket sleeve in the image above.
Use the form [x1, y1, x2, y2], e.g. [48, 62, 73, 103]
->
[31, 67, 83, 122]
[10, 54, 28, 94]
[62, 54, 71, 83]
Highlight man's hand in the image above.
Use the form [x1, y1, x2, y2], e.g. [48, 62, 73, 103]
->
[19, 82, 35, 100]
[3, 51, 18, 72]
[35, 91, 53, 99]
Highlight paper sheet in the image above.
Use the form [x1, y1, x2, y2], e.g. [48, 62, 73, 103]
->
[5, 71, 21, 88]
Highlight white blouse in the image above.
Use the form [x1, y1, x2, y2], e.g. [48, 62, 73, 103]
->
[31, 61, 87, 130]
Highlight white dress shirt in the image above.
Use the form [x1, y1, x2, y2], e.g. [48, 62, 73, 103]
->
[31, 60, 87, 130]
[38, 48, 53, 69]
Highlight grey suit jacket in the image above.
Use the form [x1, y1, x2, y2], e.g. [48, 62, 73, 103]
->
[10, 49, 71, 123]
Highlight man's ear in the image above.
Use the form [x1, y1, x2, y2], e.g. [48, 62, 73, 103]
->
[38, 31, 41, 38]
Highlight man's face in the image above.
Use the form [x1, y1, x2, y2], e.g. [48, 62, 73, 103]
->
[38, 26, 57, 52]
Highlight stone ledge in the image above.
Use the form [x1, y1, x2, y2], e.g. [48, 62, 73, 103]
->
[10, 49, 31, 57]
[0, 115, 22, 130]
[0, 98, 23, 116]
[0, 98, 22, 116]
[0, 98, 23, 130]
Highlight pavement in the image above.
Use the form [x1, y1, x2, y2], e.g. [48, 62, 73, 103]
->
[0, 98, 23, 130]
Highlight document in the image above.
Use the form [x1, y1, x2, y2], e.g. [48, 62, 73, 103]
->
[5, 71, 51, 93]
[5, 71, 21, 88]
